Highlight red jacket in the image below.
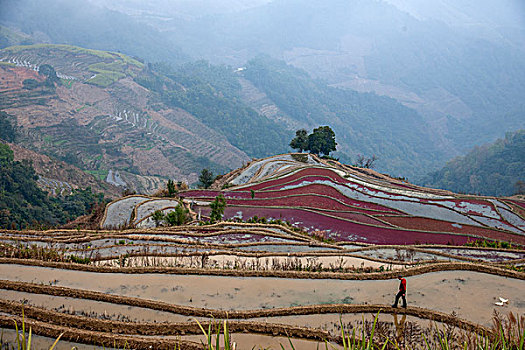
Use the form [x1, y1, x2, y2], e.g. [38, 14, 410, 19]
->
[399, 278, 406, 293]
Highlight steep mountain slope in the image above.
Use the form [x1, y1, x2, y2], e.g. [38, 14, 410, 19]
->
[241, 56, 444, 179]
[135, 61, 293, 158]
[0, 143, 104, 229]
[0, 44, 250, 193]
[8, 143, 121, 198]
[423, 130, 525, 197]
[161, 0, 525, 156]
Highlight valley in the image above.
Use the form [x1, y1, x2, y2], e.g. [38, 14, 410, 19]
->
[0, 1, 523, 349]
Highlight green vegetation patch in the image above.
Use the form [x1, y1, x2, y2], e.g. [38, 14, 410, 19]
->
[52, 139, 67, 146]
[2, 44, 143, 87]
[2, 44, 143, 68]
[0, 143, 105, 229]
[75, 104, 88, 112]
[423, 130, 525, 196]
[85, 169, 109, 181]
[86, 61, 130, 87]
[60, 79, 74, 88]
[86, 71, 125, 87]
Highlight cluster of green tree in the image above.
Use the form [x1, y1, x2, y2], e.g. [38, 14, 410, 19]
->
[135, 61, 292, 158]
[0, 143, 105, 229]
[22, 64, 61, 90]
[289, 126, 336, 156]
[151, 204, 190, 227]
[243, 56, 443, 179]
[151, 194, 226, 227]
[198, 168, 215, 189]
[0, 111, 17, 142]
[423, 130, 525, 197]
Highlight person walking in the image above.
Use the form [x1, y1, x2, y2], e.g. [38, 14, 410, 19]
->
[392, 274, 407, 308]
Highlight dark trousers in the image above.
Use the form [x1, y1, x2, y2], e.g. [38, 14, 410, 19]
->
[394, 291, 407, 307]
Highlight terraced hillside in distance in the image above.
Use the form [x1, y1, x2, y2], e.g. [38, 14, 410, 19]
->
[0, 44, 249, 193]
[8, 142, 122, 198]
[2, 153, 521, 348]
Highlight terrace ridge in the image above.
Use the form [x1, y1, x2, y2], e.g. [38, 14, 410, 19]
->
[1, 259, 523, 280]
[0, 299, 492, 344]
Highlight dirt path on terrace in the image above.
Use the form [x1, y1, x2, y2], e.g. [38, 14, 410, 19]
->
[0, 264, 522, 326]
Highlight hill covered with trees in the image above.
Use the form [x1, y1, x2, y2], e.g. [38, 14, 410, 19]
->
[135, 61, 292, 158]
[243, 56, 443, 179]
[423, 130, 525, 197]
[0, 143, 104, 229]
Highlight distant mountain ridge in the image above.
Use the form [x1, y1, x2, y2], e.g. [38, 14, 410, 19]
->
[157, 0, 525, 157]
[423, 130, 525, 197]
[2, 0, 524, 186]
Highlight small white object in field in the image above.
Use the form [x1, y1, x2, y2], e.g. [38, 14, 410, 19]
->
[499, 297, 509, 303]
[495, 301, 504, 306]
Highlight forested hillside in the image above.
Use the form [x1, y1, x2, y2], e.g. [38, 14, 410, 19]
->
[135, 61, 292, 158]
[0, 143, 104, 229]
[423, 130, 525, 196]
[243, 56, 443, 178]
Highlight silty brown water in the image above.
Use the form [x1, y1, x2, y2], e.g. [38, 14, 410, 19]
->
[1, 264, 523, 326]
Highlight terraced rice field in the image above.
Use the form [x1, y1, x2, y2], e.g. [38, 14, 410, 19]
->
[1, 221, 524, 348]
[2, 154, 525, 348]
[100, 154, 525, 246]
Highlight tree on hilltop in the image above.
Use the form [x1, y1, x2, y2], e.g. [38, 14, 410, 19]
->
[289, 129, 308, 153]
[307, 126, 337, 156]
[289, 126, 337, 156]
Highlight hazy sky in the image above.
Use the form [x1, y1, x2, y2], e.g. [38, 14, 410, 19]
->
[384, 0, 525, 28]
